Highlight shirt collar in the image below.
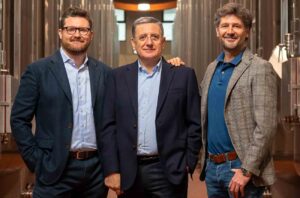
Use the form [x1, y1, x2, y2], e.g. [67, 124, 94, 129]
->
[138, 58, 162, 74]
[60, 47, 88, 66]
[216, 50, 244, 66]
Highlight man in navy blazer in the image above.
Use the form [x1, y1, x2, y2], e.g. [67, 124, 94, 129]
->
[10, 7, 110, 197]
[100, 17, 201, 198]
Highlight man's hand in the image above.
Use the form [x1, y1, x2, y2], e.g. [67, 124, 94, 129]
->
[229, 169, 251, 198]
[104, 173, 123, 195]
[167, 57, 185, 66]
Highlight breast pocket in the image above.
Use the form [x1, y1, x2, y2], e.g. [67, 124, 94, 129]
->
[163, 88, 187, 115]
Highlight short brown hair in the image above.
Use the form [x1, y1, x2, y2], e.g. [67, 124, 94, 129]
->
[60, 7, 93, 29]
[214, 3, 253, 29]
[132, 17, 164, 38]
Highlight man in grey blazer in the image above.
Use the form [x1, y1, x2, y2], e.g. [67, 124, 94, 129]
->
[199, 3, 278, 198]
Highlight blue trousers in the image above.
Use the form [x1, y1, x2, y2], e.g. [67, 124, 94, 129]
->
[119, 160, 188, 198]
[205, 158, 264, 198]
[33, 155, 108, 198]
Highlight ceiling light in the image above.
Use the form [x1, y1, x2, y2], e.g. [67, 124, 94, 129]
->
[138, 3, 150, 11]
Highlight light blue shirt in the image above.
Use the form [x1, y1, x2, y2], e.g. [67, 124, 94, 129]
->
[60, 48, 97, 150]
[137, 59, 162, 155]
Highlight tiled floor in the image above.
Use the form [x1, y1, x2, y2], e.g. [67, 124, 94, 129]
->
[107, 168, 208, 198]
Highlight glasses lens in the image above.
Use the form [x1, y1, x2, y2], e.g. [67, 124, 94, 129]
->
[79, 28, 90, 35]
[63, 27, 90, 35]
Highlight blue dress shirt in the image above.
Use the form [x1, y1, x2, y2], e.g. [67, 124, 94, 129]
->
[60, 48, 97, 150]
[137, 59, 162, 155]
[207, 51, 244, 154]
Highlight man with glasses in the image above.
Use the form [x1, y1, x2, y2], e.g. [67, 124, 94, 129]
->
[100, 17, 201, 198]
[10, 7, 110, 197]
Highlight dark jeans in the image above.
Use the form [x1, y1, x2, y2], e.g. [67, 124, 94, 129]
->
[205, 158, 265, 198]
[119, 160, 188, 198]
[33, 155, 108, 198]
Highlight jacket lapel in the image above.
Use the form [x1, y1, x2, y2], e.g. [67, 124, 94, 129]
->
[201, 60, 218, 126]
[48, 51, 72, 104]
[125, 62, 138, 117]
[156, 59, 175, 116]
[225, 49, 253, 104]
[88, 59, 100, 107]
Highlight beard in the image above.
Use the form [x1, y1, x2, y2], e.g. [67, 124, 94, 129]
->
[61, 38, 91, 55]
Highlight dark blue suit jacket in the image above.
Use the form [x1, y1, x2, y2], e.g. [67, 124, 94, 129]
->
[100, 59, 201, 190]
[10, 50, 111, 185]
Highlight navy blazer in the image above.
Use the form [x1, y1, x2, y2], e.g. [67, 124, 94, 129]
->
[10, 50, 111, 185]
[100, 59, 201, 190]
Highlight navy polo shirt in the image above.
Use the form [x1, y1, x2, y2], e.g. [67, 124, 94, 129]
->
[207, 51, 244, 154]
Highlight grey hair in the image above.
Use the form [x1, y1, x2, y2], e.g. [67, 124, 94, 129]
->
[132, 16, 164, 37]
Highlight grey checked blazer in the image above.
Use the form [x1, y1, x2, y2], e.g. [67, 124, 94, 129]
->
[199, 48, 278, 186]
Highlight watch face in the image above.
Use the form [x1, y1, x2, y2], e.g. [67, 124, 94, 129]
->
[241, 168, 251, 177]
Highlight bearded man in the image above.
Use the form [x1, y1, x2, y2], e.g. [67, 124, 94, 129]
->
[10, 7, 110, 198]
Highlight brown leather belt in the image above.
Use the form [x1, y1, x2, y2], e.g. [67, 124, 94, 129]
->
[70, 150, 98, 160]
[208, 151, 238, 164]
[137, 155, 160, 164]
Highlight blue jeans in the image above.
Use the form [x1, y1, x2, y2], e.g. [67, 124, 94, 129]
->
[205, 158, 264, 198]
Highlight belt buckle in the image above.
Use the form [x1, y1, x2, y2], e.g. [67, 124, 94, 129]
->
[224, 153, 229, 161]
[75, 151, 85, 160]
[138, 155, 159, 163]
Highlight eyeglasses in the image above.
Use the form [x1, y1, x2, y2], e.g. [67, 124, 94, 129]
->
[62, 26, 91, 36]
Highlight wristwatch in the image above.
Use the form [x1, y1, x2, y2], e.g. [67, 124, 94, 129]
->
[241, 168, 252, 177]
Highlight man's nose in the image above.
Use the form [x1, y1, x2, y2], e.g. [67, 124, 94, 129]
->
[227, 26, 234, 34]
[73, 29, 81, 36]
[145, 36, 153, 44]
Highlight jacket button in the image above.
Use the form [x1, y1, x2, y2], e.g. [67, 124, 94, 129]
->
[132, 145, 137, 150]
[133, 124, 137, 128]
[65, 144, 70, 149]
[67, 123, 73, 128]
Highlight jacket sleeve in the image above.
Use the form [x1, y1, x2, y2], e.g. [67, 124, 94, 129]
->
[242, 61, 278, 176]
[10, 64, 42, 172]
[99, 70, 120, 177]
[186, 68, 202, 174]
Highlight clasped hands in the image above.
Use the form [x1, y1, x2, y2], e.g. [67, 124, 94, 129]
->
[104, 173, 123, 196]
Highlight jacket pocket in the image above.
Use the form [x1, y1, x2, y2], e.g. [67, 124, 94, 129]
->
[37, 138, 53, 149]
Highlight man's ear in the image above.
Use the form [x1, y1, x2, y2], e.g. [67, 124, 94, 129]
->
[58, 29, 62, 39]
[216, 28, 220, 37]
[162, 36, 166, 49]
[245, 29, 250, 40]
[131, 38, 137, 54]
[90, 31, 94, 40]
